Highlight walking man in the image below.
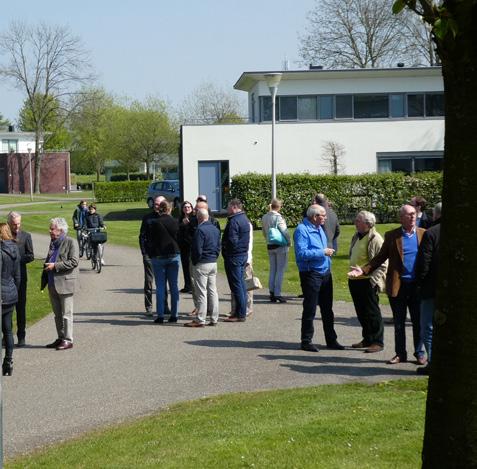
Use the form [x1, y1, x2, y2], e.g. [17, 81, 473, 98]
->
[7, 212, 34, 347]
[294, 204, 344, 352]
[184, 208, 221, 327]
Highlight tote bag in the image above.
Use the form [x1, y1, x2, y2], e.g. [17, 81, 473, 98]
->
[267, 216, 287, 246]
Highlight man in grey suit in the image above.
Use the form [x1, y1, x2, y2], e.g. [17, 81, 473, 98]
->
[8, 211, 34, 347]
[41, 218, 79, 351]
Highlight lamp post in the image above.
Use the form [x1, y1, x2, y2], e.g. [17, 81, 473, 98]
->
[27, 146, 33, 201]
[264, 73, 282, 200]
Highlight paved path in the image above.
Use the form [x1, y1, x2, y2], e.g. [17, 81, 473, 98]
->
[3, 233, 421, 458]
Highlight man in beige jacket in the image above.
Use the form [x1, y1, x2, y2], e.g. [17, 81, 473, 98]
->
[347, 211, 387, 353]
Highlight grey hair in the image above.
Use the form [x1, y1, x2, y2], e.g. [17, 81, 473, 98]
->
[7, 211, 21, 222]
[356, 210, 376, 228]
[306, 204, 325, 218]
[196, 208, 209, 221]
[433, 202, 442, 219]
[399, 204, 415, 216]
[50, 217, 68, 234]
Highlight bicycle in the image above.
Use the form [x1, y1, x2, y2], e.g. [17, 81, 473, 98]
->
[83, 228, 107, 273]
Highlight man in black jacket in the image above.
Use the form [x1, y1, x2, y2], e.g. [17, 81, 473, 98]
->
[8, 212, 34, 347]
[415, 202, 441, 375]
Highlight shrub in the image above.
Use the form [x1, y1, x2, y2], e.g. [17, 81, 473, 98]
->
[230, 172, 442, 227]
[94, 181, 150, 203]
[109, 173, 150, 182]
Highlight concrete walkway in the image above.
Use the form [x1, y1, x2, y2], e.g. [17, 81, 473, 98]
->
[3, 233, 422, 458]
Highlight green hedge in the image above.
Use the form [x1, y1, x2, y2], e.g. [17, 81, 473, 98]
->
[110, 173, 150, 182]
[230, 172, 443, 227]
[94, 181, 150, 203]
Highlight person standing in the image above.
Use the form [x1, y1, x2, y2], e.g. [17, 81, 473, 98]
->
[349, 204, 426, 365]
[184, 208, 221, 327]
[222, 199, 250, 323]
[147, 201, 180, 324]
[261, 198, 290, 303]
[347, 211, 387, 353]
[415, 202, 442, 375]
[294, 204, 344, 352]
[139, 195, 166, 316]
[41, 218, 79, 351]
[85, 204, 106, 265]
[7, 211, 34, 347]
[0, 223, 21, 375]
[313, 193, 340, 251]
[177, 201, 194, 293]
[72, 200, 88, 255]
[411, 196, 432, 229]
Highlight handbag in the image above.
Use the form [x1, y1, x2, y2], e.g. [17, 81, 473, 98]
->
[245, 268, 262, 291]
[267, 216, 287, 246]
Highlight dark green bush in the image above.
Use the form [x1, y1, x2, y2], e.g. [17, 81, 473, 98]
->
[230, 172, 442, 227]
[110, 173, 150, 182]
[94, 181, 150, 203]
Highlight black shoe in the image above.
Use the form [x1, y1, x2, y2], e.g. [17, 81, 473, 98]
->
[275, 296, 287, 303]
[154, 317, 164, 324]
[327, 341, 345, 350]
[180, 287, 192, 293]
[269, 294, 277, 303]
[301, 343, 319, 352]
[2, 358, 13, 376]
[46, 338, 63, 348]
[16, 338, 26, 347]
[417, 364, 430, 375]
[297, 293, 304, 299]
[168, 316, 178, 323]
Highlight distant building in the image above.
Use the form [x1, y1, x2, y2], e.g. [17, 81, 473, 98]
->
[180, 66, 444, 211]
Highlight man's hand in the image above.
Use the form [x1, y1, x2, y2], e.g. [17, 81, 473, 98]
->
[348, 266, 363, 278]
[44, 263, 55, 271]
[324, 248, 335, 257]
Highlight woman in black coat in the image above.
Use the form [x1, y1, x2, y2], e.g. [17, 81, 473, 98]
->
[177, 201, 193, 293]
[0, 223, 21, 376]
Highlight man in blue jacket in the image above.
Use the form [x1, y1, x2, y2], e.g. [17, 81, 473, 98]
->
[222, 199, 250, 323]
[294, 204, 344, 352]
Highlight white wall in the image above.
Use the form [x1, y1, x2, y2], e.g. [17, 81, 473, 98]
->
[182, 119, 444, 203]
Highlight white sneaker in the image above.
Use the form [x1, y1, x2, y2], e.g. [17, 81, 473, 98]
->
[101, 259, 105, 266]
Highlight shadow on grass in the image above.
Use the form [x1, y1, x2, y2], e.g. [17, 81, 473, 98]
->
[103, 208, 149, 221]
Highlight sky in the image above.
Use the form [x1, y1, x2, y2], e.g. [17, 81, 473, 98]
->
[0, 0, 316, 123]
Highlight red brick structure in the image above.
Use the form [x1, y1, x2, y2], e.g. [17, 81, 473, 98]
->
[0, 152, 70, 194]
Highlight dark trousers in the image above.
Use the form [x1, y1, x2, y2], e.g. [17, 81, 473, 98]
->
[15, 279, 27, 340]
[388, 281, 424, 360]
[299, 270, 337, 345]
[143, 255, 169, 313]
[179, 246, 192, 290]
[2, 304, 15, 360]
[224, 255, 248, 319]
[348, 279, 384, 346]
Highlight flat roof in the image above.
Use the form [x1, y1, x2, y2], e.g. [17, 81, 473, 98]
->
[234, 66, 443, 92]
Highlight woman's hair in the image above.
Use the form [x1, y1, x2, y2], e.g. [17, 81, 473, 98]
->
[89, 204, 97, 210]
[181, 200, 192, 213]
[0, 223, 14, 241]
[270, 198, 282, 210]
[50, 217, 69, 234]
[158, 200, 172, 214]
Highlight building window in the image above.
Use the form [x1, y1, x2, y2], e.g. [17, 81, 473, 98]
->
[390, 94, 405, 118]
[335, 95, 352, 119]
[2, 139, 18, 152]
[259, 96, 279, 122]
[279, 96, 297, 120]
[318, 96, 334, 119]
[377, 151, 443, 174]
[354, 94, 388, 119]
[297, 96, 317, 120]
[407, 94, 425, 117]
[425, 92, 444, 116]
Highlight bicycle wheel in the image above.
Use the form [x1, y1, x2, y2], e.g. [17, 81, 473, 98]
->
[86, 238, 92, 260]
[96, 250, 102, 273]
[78, 235, 84, 257]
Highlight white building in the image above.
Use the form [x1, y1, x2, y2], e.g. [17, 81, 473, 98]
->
[181, 67, 444, 211]
[0, 129, 36, 153]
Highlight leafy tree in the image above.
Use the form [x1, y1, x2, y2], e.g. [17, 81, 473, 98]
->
[393, 1, 477, 466]
[0, 112, 11, 130]
[179, 81, 246, 124]
[0, 21, 93, 192]
[299, 0, 437, 68]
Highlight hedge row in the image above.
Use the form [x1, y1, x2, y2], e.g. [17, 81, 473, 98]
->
[109, 173, 150, 182]
[94, 181, 150, 203]
[230, 172, 443, 227]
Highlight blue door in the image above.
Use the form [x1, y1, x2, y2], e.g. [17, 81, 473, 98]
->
[198, 162, 221, 211]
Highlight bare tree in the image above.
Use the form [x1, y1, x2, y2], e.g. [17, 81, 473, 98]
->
[298, 0, 435, 68]
[0, 21, 94, 192]
[321, 141, 345, 175]
[179, 81, 246, 124]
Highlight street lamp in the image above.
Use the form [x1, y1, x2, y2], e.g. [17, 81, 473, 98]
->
[264, 73, 282, 199]
[27, 146, 33, 201]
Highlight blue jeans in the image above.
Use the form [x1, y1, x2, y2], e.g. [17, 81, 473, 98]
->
[151, 255, 180, 319]
[267, 246, 288, 296]
[224, 255, 248, 319]
[420, 297, 435, 362]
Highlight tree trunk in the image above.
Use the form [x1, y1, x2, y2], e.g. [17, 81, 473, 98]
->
[33, 150, 41, 194]
[422, 4, 477, 467]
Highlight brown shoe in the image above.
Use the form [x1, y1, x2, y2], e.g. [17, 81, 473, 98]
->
[184, 321, 205, 328]
[351, 340, 368, 349]
[416, 356, 428, 366]
[56, 340, 73, 350]
[224, 316, 246, 322]
[387, 355, 406, 364]
[365, 344, 384, 353]
[46, 338, 62, 348]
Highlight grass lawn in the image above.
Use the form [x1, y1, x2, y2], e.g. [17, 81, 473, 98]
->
[6, 379, 426, 468]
